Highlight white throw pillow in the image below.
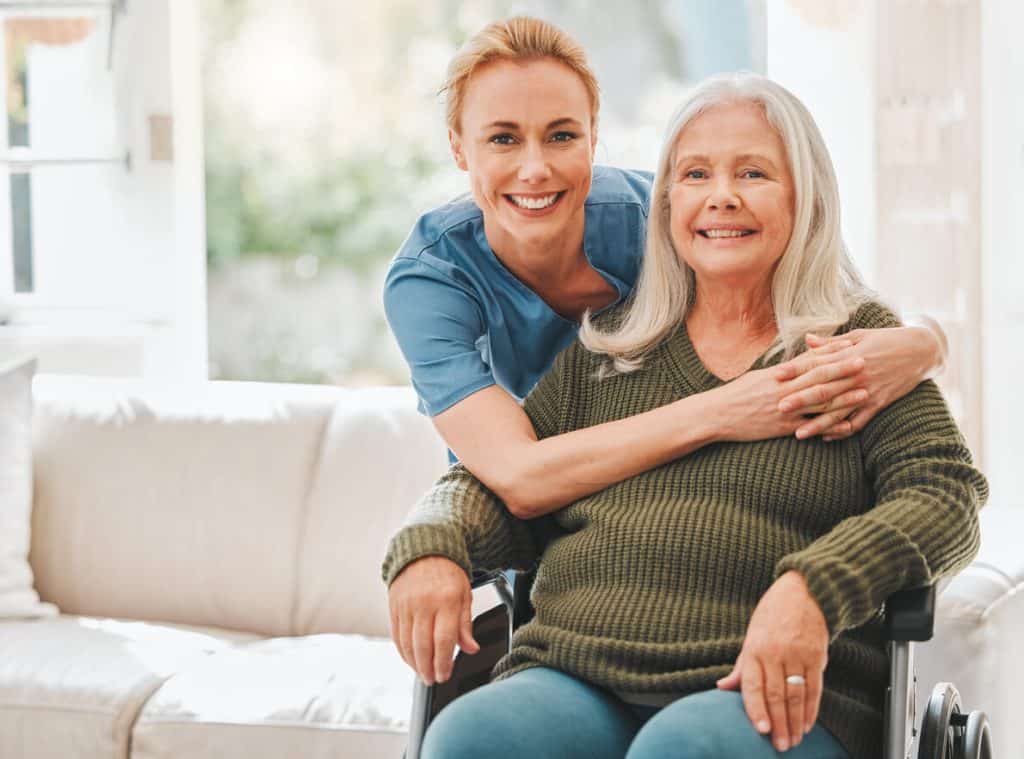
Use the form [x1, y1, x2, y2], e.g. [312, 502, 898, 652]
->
[0, 355, 57, 617]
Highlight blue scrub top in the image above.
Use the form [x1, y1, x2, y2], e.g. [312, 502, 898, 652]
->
[383, 165, 653, 423]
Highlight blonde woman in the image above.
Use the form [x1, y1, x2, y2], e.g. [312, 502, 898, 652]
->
[383, 72, 986, 759]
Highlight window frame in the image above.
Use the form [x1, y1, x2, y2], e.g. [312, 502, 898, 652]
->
[0, 4, 126, 316]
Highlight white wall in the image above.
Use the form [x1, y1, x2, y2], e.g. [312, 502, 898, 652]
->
[764, 1, 877, 283]
[767, 0, 1022, 506]
[981, 0, 1024, 508]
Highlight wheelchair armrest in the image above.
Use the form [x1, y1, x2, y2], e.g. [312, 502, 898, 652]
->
[883, 584, 936, 642]
[472, 568, 514, 595]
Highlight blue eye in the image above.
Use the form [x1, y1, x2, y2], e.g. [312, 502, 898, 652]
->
[685, 169, 707, 180]
[742, 169, 765, 179]
[550, 131, 577, 143]
[489, 133, 516, 145]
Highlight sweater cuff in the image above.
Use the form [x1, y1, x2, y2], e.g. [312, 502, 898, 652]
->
[774, 516, 929, 637]
[381, 523, 472, 587]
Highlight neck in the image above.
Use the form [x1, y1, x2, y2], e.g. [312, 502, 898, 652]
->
[687, 276, 777, 342]
[482, 212, 587, 291]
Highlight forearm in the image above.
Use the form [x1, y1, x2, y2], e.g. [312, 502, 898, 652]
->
[438, 337, 849, 518]
[904, 313, 949, 379]
[776, 381, 987, 636]
[495, 392, 719, 518]
[382, 465, 540, 585]
[775, 486, 981, 637]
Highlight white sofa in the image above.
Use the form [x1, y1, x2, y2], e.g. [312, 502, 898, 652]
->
[4, 374, 448, 759]
[2, 374, 1021, 758]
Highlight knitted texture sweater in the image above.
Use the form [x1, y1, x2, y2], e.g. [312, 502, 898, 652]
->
[381, 301, 987, 759]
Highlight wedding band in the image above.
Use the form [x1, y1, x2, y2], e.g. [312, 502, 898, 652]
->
[786, 674, 806, 687]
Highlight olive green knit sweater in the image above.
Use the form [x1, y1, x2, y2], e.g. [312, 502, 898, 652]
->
[382, 301, 987, 759]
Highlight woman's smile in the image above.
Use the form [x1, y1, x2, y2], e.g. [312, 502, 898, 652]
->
[505, 190, 567, 216]
[695, 225, 760, 245]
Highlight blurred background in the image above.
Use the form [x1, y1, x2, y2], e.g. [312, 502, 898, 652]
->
[0, 0, 1020, 504]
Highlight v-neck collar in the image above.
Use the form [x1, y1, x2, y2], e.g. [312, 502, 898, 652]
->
[472, 210, 629, 326]
[662, 318, 783, 396]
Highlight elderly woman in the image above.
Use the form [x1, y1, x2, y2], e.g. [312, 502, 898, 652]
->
[383, 72, 987, 759]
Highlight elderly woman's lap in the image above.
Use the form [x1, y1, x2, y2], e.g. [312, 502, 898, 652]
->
[625, 689, 849, 759]
[421, 668, 850, 759]
[420, 666, 640, 759]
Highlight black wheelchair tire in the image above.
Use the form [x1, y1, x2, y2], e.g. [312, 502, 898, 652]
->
[917, 682, 964, 759]
[962, 711, 993, 759]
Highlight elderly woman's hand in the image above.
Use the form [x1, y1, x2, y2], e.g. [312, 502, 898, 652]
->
[388, 556, 480, 685]
[779, 326, 943, 441]
[716, 570, 829, 752]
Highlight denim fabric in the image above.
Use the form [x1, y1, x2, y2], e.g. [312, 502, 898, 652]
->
[421, 666, 850, 759]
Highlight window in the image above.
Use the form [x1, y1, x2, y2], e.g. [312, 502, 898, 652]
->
[0, 6, 126, 309]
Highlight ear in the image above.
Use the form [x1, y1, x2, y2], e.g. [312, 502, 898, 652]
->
[449, 129, 468, 171]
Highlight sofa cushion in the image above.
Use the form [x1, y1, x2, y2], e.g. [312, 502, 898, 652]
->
[0, 615, 259, 759]
[294, 386, 448, 637]
[131, 633, 412, 759]
[29, 376, 340, 636]
[0, 355, 56, 618]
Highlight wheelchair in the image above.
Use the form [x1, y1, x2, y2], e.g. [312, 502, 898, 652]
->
[405, 570, 994, 759]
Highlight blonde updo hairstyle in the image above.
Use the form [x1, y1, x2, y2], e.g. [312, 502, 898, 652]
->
[442, 16, 601, 134]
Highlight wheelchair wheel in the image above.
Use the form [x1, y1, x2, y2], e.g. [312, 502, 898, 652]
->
[961, 710, 993, 759]
[917, 683, 965, 759]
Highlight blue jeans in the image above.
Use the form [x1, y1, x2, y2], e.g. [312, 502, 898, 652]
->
[421, 667, 850, 759]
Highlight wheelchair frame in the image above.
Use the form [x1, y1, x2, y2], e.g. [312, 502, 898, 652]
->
[406, 572, 993, 759]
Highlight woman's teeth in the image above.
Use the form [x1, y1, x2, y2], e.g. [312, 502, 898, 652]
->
[700, 229, 754, 238]
[509, 193, 560, 210]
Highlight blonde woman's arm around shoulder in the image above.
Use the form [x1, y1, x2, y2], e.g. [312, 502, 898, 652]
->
[386, 262, 872, 520]
[435, 337, 871, 519]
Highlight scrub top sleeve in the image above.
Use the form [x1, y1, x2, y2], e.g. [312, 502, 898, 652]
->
[383, 259, 496, 417]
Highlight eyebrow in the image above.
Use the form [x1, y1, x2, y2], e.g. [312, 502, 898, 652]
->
[675, 152, 779, 169]
[485, 117, 583, 130]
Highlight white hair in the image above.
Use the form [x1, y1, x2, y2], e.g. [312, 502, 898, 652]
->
[579, 72, 872, 375]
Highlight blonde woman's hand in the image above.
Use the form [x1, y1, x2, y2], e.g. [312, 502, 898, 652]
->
[388, 556, 479, 686]
[778, 327, 941, 441]
[712, 339, 868, 443]
[716, 571, 829, 752]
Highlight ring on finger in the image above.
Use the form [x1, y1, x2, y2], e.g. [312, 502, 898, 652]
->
[785, 674, 806, 687]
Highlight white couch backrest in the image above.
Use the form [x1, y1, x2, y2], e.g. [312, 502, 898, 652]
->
[29, 376, 448, 637]
[292, 387, 450, 637]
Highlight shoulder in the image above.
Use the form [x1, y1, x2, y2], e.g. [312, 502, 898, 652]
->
[389, 194, 483, 274]
[586, 165, 653, 213]
[383, 199, 486, 324]
[571, 302, 633, 375]
[384, 195, 488, 313]
[588, 301, 632, 333]
[838, 299, 904, 334]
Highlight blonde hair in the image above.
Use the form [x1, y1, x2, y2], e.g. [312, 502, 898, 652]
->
[442, 16, 600, 133]
[579, 72, 872, 375]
